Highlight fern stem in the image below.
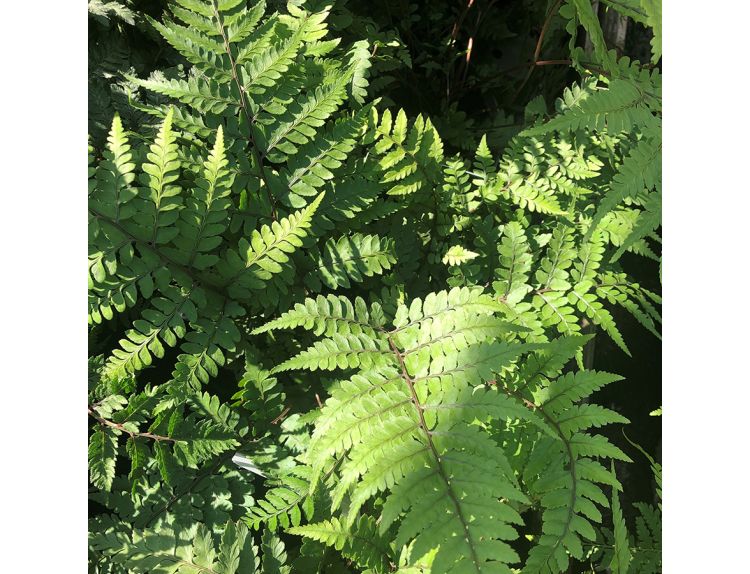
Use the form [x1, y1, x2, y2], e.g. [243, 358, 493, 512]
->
[511, 0, 564, 103]
[387, 335, 483, 573]
[88, 406, 178, 443]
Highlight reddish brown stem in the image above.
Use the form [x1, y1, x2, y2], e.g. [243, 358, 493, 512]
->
[451, 0, 476, 44]
[88, 406, 178, 443]
[535, 58, 572, 66]
[534, 0, 564, 62]
[271, 406, 291, 425]
[511, 0, 565, 103]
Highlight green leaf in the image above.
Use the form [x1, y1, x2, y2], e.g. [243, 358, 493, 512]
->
[89, 426, 118, 491]
[640, 0, 662, 63]
[610, 464, 632, 573]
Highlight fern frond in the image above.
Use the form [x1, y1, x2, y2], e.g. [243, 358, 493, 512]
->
[170, 2, 220, 35]
[163, 126, 234, 269]
[346, 40, 372, 106]
[239, 6, 331, 89]
[226, 0, 266, 44]
[273, 108, 368, 208]
[253, 294, 386, 337]
[89, 426, 119, 491]
[132, 108, 183, 246]
[260, 82, 348, 163]
[130, 75, 237, 115]
[442, 245, 479, 266]
[536, 225, 577, 291]
[289, 516, 392, 573]
[133, 100, 216, 139]
[316, 233, 397, 290]
[623, 433, 662, 505]
[520, 363, 630, 574]
[611, 192, 661, 262]
[472, 134, 496, 190]
[169, 304, 244, 394]
[91, 113, 138, 222]
[572, 232, 604, 285]
[523, 80, 658, 137]
[104, 285, 200, 378]
[147, 16, 231, 80]
[640, 0, 662, 63]
[273, 333, 392, 373]
[88, 0, 136, 25]
[609, 466, 632, 574]
[274, 289, 557, 573]
[173, 0, 214, 19]
[261, 529, 290, 574]
[245, 466, 314, 530]
[391, 287, 503, 330]
[595, 274, 661, 340]
[88, 252, 169, 324]
[568, 0, 615, 70]
[599, 0, 649, 23]
[569, 287, 630, 355]
[239, 34, 303, 92]
[371, 108, 444, 196]
[153, 391, 242, 469]
[507, 178, 565, 215]
[216, 193, 325, 300]
[630, 502, 661, 572]
[91, 519, 258, 574]
[589, 137, 661, 238]
[496, 222, 533, 302]
[534, 371, 623, 413]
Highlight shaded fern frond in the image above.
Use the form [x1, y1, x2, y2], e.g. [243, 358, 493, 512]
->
[90, 519, 260, 574]
[289, 515, 392, 573]
[245, 466, 314, 531]
[104, 285, 201, 378]
[216, 193, 326, 300]
[370, 108, 444, 196]
[253, 294, 387, 337]
[315, 233, 397, 290]
[518, 362, 630, 573]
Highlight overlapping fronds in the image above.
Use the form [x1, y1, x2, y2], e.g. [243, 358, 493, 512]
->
[289, 515, 392, 573]
[313, 233, 397, 290]
[519, 367, 631, 573]
[369, 108, 444, 196]
[90, 519, 262, 573]
[89, 2, 661, 572]
[258, 286, 632, 573]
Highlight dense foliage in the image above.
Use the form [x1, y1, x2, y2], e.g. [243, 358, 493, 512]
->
[88, 1, 661, 572]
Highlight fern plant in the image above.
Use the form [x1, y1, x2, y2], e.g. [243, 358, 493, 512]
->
[89, 0, 661, 572]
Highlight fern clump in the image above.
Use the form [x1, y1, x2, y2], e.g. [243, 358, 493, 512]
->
[89, 0, 661, 572]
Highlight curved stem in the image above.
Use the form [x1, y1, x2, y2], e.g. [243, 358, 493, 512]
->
[511, 0, 565, 103]
[88, 406, 177, 443]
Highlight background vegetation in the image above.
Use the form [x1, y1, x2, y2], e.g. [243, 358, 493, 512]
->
[88, 1, 661, 572]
